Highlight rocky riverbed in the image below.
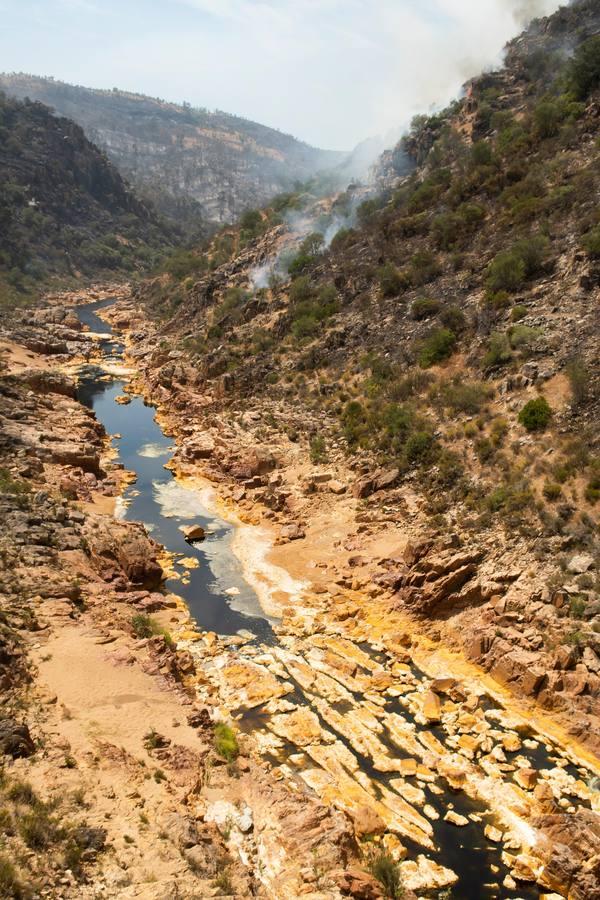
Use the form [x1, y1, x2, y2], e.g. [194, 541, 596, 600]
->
[1, 285, 599, 898]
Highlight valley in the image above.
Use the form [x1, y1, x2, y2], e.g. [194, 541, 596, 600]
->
[1, 1, 600, 897]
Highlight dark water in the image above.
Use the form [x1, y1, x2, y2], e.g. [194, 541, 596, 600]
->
[75, 299, 545, 900]
[77, 300, 275, 642]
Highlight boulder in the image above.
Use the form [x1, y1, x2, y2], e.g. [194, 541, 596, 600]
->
[230, 448, 276, 480]
[84, 518, 163, 589]
[181, 524, 206, 542]
[567, 554, 595, 574]
[0, 719, 35, 758]
[279, 523, 305, 541]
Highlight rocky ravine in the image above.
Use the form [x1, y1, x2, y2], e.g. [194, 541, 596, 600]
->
[0, 290, 365, 899]
[54, 286, 600, 899]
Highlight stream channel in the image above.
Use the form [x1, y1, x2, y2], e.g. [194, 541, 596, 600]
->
[73, 297, 565, 899]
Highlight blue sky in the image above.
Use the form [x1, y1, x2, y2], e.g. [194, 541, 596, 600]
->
[0, 0, 560, 149]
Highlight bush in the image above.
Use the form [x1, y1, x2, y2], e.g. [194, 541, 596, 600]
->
[309, 435, 327, 463]
[418, 328, 457, 368]
[486, 236, 548, 293]
[511, 304, 528, 322]
[582, 225, 600, 258]
[533, 98, 565, 139]
[131, 614, 175, 649]
[378, 263, 407, 298]
[566, 356, 589, 407]
[518, 397, 552, 432]
[214, 723, 239, 762]
[486, 249, 525, 293]
[367, 850, 404, 899]
[405, 431, 435, 464]
[543, 482, 562, 502]
[482, 332, 512, 370]
[0, 855, 23, 899]
[410, 249, 441, 286]
[568, 35, 600, 99]
[440, 305, 466, 334]
[508, 324, 542, 350]
[438, 380, 491, 414]
[411, 298, 441, 320]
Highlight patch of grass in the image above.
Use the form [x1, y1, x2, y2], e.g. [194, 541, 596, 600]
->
[214, 723, 239, 762]
[543, 482, 562, 502]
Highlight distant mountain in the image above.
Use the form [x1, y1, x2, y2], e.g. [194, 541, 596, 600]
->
[0, 90, 174, 305]
[0, 75, 348, 234]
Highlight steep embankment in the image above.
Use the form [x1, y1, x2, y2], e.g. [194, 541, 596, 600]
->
[133, 2, 600, 752]
[0, 75, 347, 233]
[0, 92, 175, 308]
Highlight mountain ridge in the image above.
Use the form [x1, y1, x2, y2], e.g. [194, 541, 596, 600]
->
[0, 74, 348, 234]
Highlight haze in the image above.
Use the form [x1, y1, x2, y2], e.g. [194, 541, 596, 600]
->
[0, 0, 561, 149]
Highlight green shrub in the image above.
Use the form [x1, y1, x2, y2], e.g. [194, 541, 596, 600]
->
[367, 849, 404, 899]
[411, 298, 441, 320]
[378, 263, 407, 298]
[511, 304, 528, 322]
[518, 397, 552, 432]
[543, 482, 562, 501]
[418, 328, 457, 368]
[482, 332, 512, 370]
[533, 98, 565, 139]
[508, 324, 542, 350]
[486, 236, 548, 293]
[309, 435, 327, 463]
[570, 596, 587, 620]
[438, 380, 491, 414]
[440, 305, 466, 334]
[131, 615, 175, 649]
[585, 473, 600, 504]
[566, 356, 589, 406]
[405, 431, 435, 464]
[410, 250, 441, 286]
[486, 249, 525, 293]
[582, 225, 600, 258]
[6, 780, 39, 806]
[568, 35, 600, 99]
[214, 723, 239, 762]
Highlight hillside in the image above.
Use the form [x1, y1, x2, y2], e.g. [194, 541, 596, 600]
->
[133, 0, 600, 753]
[0, 91, 175, 306]
[0, 76, 348, 234]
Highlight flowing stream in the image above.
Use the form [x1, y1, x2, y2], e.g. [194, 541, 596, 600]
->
[72, 297, 585, 900]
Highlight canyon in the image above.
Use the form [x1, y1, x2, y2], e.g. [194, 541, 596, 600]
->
[1, 1, 600, 897]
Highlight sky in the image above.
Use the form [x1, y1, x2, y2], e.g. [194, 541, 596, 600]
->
[0, 0, 562, 150]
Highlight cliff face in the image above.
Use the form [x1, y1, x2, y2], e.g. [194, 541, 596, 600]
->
[0, 76, 347, 233]
[0, 91, 174, 304]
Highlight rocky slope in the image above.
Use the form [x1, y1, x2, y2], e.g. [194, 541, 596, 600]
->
[0, 76, 347, 233]
[132, 0, 600, 756]
[0, 92, 175, 307]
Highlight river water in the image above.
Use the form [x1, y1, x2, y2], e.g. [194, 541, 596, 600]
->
[75, 298, 551, 900]
[77, 299, 274, 643]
